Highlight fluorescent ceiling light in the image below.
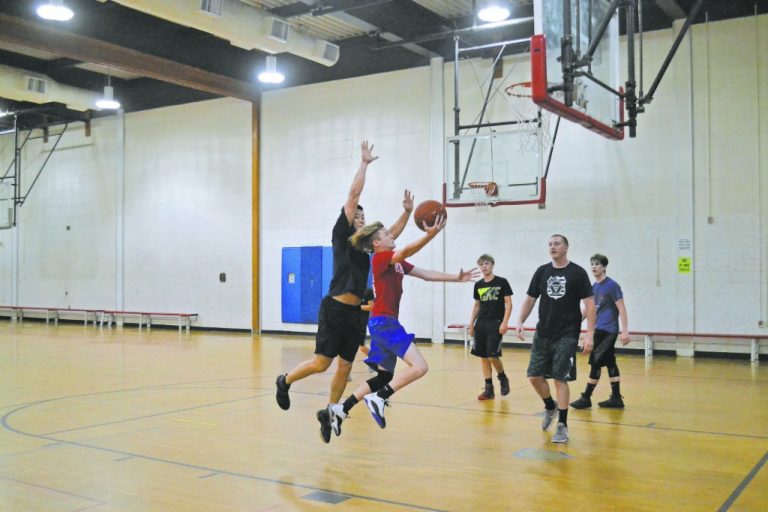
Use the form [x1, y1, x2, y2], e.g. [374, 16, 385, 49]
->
[478, 4, 511, 23]
[37, 0, 74, 21]
[258, 55, 285, 84]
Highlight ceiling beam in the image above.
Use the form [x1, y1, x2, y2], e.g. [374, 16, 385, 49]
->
[272, 0, 393, 19]
[654, 0, 686, 20]
[0, 14, 260, 103]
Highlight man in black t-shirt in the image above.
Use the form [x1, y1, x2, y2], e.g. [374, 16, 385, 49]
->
[275, 141, 414, 445]
[468, 254, 513, 400]
[516, 234, 595, 444]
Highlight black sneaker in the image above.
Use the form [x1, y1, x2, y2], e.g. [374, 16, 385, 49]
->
[275, 374, 290, 410]
[598, 395, 625, 409]
[316, 408, 332, 443]
[570, 394, 592, 409]
[498, 374, 510, 396]
[477, 385, 495, 400]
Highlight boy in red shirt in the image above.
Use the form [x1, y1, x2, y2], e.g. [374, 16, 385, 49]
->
[327, 215, 478, 434]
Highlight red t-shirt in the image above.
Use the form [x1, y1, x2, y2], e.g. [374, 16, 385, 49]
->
[371, 250, 414, 318]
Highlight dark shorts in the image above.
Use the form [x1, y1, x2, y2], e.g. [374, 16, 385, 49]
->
[357, 310, 370, 347]
[315, 296, 364, 363]
[589, 329, 618, 367]
[365, 316, 415, 373]
[526, 332, 578, 382]
[471, 319, 503, 358]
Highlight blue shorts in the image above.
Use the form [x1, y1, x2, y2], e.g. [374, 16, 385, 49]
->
[365, 316, 415, 373]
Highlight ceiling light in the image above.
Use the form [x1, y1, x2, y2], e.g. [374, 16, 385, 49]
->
[36, 0, 74, 22]
[478, 2, 511, 23]
[96, 80, 121, 110]
[258, 55, 285, 84]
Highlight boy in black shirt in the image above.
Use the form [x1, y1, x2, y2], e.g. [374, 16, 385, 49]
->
[516, 235, 595, 443]
[468, 254, 513, 400]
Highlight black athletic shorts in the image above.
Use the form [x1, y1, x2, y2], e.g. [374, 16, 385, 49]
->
[589, 329, 618, 367]
[526, 332, 578, 382]
[315, 296, 363, 362]
[470, 318, 503, 358]
[357, 310, 370, 347]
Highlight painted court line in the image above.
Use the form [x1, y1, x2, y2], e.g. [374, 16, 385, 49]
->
[718, 450, 768, 512]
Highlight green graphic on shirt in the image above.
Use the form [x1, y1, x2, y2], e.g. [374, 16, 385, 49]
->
[478, 287, 500, 301]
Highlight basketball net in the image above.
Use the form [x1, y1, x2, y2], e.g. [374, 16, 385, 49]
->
[468, 182, 499, 212]
[503, 81, 556, 154]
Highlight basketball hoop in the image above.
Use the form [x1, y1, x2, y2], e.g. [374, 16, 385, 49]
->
[468, 182, 499, 212]
[504, 81, 533, 98]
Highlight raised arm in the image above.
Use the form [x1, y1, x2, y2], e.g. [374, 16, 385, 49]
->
[617, 298, 630, 345]
[581, 296, 596, 354]
[390, 215, 445, 264]
[389, 189, 414, 240]
[515, 295, 536, 340]
[408, 266, 479, 282]
[343, 141, 378, 224]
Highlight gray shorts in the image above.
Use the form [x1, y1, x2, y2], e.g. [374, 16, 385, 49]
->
[526, 332, 578, 382]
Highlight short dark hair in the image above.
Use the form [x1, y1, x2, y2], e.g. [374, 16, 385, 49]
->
[477, 254, 495, 265]
[356, 205, 364, 211]
[551, 234, 569, 246]
[590, 253, 609, 266]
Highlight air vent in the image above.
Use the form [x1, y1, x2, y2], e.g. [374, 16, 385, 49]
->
[268, 18, 290, 43]
[25, 76, 47, 95]
[200, 0, 223, 16]
[321, 43, 339, 64]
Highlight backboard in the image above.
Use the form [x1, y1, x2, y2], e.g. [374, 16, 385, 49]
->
[531, 0, 623, 139]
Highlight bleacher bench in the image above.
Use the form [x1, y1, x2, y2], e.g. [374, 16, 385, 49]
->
[100, 310, 198, 332]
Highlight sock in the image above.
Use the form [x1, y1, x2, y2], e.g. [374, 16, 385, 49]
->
[484, 378, 492, 386]
[584, 382, 596, 398]
[543, 397, 556, 410]
[558, 408, 568, 426]
[611, 381, 621, 397]
[342, 395, 358, 414]
[497, 372, 507, 380]
[377, 384, 395, 400]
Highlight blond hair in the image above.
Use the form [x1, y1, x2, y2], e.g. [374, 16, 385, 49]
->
[348, 222, 384, 252]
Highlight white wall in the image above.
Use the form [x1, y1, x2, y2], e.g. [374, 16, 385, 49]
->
[0, 97, 252, 328]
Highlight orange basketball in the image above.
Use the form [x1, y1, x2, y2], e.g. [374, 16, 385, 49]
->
[413, 200, 447, 231]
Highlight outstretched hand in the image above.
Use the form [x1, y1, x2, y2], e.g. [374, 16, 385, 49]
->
[457, 267, 480, 282]
[423, 215, 446, 235]
[361, 140, 378, 164]
[402, 189, 414, 213]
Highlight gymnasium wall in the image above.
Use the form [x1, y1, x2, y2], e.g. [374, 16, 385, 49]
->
[0, 97, 252, 329]
[260, 14, 768, 350]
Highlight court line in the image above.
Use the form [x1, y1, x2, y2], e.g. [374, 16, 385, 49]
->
[718, 450, 768, 511]
[1, 400, 448, 512]
[0, 474, 105, 507]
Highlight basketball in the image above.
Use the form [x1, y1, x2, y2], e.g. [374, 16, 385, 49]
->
[413, 199, 447, 231]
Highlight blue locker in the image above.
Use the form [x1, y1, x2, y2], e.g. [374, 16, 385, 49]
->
[299, 246, 323, 323]
[281, 247, 302, 323]
[321, 246, 333, 297]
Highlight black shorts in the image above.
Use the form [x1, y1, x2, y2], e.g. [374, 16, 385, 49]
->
[357, 310, 370, 346]
[471, 319, 503, 358]
[526, 332, 578, 382]
[589, 329, 618, 367]
[315, 296, 363, 362]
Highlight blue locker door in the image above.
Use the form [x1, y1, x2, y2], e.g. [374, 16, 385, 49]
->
[321, 246, 333, 297]
[300, 246, 323, 323]
[281, 247, 302, 323]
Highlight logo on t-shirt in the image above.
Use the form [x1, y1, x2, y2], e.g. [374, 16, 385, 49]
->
[546, 276, 566, 300]
[478, 286, 500, 301]
[394, 263, 406, 275]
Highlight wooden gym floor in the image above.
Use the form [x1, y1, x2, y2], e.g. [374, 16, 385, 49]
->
[0, 321, 766, 511]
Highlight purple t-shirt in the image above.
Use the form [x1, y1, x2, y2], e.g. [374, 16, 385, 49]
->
[593, 277, 623, 333]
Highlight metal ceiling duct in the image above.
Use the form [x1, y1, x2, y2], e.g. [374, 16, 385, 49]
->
[0, 63, 100, 111]
[99, 0, 340, 66]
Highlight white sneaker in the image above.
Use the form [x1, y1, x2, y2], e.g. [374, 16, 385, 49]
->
[363, 393, 388, 429]
[328, 404, 347, 436]
[551, 422, 569, 443]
